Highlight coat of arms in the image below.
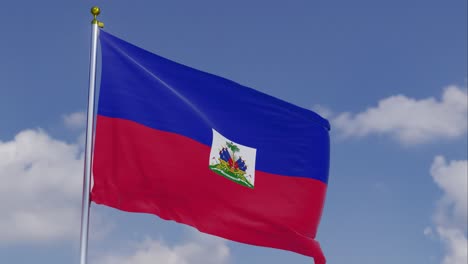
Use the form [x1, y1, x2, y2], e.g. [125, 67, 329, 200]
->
[209, 129, 257, 188]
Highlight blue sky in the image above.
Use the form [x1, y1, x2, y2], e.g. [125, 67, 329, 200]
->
[0, 1, 466, 264]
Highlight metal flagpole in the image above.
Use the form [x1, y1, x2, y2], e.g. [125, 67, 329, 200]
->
[79, 6, 104, 264]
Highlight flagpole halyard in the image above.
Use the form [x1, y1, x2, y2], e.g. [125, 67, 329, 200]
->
[79, 6, 103, 264]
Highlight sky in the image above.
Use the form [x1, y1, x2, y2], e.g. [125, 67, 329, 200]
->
[0, 1, 466, 264]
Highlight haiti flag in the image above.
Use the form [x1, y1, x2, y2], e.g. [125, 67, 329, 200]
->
[92, 30, 330, 264]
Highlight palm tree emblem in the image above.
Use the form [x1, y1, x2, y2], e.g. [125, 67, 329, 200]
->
[209, 141, 253, 188]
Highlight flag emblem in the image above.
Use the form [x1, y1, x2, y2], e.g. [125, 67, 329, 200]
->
[209, 129, 257, 188]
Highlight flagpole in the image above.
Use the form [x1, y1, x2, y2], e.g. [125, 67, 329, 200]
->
[79, 6, 103, 264]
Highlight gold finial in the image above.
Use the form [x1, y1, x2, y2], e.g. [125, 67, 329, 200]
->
[91, 6, 100, 16]
[91, 6, 104, 28]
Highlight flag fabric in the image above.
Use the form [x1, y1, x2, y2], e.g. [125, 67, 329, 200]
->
[92, 30, 330, 264]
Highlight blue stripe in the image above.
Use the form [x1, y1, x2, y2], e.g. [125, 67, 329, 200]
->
[98, 30, 330, 183]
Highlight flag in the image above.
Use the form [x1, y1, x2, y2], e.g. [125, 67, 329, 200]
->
[92, 30, 330, 264]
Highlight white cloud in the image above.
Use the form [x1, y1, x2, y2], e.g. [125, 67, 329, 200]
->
[63, 111, 86, 130]
[436, 227, 467, 264]
[431, 156, 468, 228]
[311, 104, 333, 119]
[430, 156, 467, 264]
[96, 233, 230, 264]
[333, 85, 467, 144]
[424, 227, 433, 237]
[0, 129, 84, 243]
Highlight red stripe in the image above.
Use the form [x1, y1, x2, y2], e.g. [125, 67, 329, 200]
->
[92, 116, 326, 263]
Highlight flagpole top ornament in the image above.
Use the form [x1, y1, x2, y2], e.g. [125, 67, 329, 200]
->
[91, 6, 104, 28]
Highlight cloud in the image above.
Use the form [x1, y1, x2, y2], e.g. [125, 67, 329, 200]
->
[436, 227, 468, 264]
[430, 156, 467, 264]
[333, 85, 467, 144]
[95, 233, 230, 264]
[311, 104, 333, 119]
[423, 227, 434, 238]
[0, 129, 84, 243]
[63, 112, 86, 130]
